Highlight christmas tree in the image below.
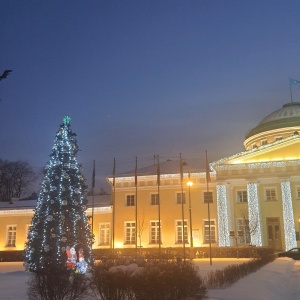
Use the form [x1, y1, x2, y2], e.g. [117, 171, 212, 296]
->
[24, 116, 92, 273]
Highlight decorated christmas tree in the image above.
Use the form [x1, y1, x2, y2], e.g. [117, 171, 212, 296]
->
[24, 116, 92, 273]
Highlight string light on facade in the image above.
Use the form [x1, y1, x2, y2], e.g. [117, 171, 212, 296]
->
[281, 180, 297, 250]
[247, 183, 262, 246]
[216, 185, 230, 246]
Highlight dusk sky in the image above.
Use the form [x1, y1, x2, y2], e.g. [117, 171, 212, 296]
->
[1, 1, 300, 193]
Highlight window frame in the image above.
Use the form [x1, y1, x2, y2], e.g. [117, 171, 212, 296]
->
[125, 194, 135, 206]
[175, 219, 188, 244]
[6, 225, 17, 248]
[149, 220, 161, 244]
[236, 218, 250, 245]
[203, 219, 216, 244]
[236, 190, 248, 203]
[176, 192, 186, 204]
[99, 222, 110, 246]
[295, 186, 300, 200]
[124, 221, 136, 245]
[264, 187, 277, 201]
[150, 193, 159, 206]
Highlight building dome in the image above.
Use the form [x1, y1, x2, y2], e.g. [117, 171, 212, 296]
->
[244, 102, 300, 150]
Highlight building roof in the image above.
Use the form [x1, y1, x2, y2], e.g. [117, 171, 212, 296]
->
[115, 158, 207, 178]
[245, 102, 300, 140]
[0, 195, 111, 211]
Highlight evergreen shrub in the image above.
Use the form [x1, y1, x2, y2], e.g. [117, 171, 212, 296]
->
[92, 259, 207, 300]
[205, 253, 275, 289]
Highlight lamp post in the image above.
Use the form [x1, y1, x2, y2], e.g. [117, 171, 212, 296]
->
[187, 173, 193, 249]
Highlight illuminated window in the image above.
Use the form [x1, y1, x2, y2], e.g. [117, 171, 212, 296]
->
[203, 220, 216, 244]
[176, 192, 186, 204]
[6, 225, 16, 247]
[236, 218, 250, 244]
[237, 190, 247, 203]
[126, 194, 135, 206]
[150, 221, 161, 244]
[99, 223, 110, 246]
[124, 222, 136, 244]
[150, 194, 159, 205]
[176, 220, 188, 244]
[265, 188, 277, 201]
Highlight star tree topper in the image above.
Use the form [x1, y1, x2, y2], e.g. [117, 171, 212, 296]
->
[63, 115, 71, 125]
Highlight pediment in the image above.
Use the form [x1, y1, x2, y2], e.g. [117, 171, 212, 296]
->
[215, 136, 300, 166]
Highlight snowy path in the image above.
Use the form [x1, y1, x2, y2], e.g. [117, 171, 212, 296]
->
[208, 258, 300, 300]
[0, 258, 299, 299]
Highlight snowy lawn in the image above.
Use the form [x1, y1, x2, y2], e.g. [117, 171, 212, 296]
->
[0, 258, 299, 300]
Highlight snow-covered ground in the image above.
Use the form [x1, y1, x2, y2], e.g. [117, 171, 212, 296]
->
[0, 258, 299, 300]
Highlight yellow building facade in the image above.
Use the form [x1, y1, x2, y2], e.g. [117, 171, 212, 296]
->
[1, 102, 300, 252]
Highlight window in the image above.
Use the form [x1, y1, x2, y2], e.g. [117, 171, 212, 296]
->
[236, 219, 250, 244]
[204, 192, 213, 203]
[265, 188, 276, 201]
[203, 220, 216, 244]
[176, 220, 188, 244]
[99, 223, 110, 246]
[296, 187, 300, 199]
[275, 137, 282, 141]
[125, 222, 136, 244]
[261, 140, 267, 146]
[6, 225, 16, 247]
[237, 190, 247, 203]
[150, 221, 161, 244]
[126, 195, 135, 206]
[150, 194, 159, 205]
[176, 192, 186, 204]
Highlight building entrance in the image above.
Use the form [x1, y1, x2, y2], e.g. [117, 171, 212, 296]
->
[266, 217, 282, 250]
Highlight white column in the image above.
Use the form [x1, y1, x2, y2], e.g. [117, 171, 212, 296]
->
[281, 180, 297, 250]
[247, 182, 262, 246]
[216, 184, 230, 246]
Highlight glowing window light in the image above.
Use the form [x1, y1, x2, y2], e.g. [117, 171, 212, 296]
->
[281, 181, 297, 251]
[216, 185, 230, 246]
[247, 183, 262, 246]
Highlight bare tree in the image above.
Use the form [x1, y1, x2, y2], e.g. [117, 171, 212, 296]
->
[0, 159, 37, 201]
[137, 210, 145, 249]
[235, 207, 259, 245]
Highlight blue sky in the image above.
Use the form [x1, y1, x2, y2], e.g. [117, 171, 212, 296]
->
[1, 1, 300, 192]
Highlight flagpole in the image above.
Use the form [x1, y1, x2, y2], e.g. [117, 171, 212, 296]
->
[206, 150, 212, 266]
[180, 153, 186, 261]
[157, 155, 161, 258]
[112, 158, 116, 258]
[91, 160, 95, 243]
[135, 156, 138, 256]
[290, 81, 293, 103]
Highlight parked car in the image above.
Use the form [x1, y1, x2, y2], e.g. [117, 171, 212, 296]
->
[278, 248, 300, 260]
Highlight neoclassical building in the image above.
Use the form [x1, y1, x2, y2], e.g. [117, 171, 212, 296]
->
[1, 101, 300, 252]
[107, 101, 300, 252]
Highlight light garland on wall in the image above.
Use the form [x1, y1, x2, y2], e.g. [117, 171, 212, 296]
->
[213, 134, 300, 167]
[214, 159, 300, 171]
[108, 171, 216, 184]
[216, 185, 230, 246]
[247, 183, 262, 246]
[281, 181, 297, 251]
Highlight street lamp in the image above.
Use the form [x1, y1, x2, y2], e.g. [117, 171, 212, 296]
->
[187, 174, 193, 249]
